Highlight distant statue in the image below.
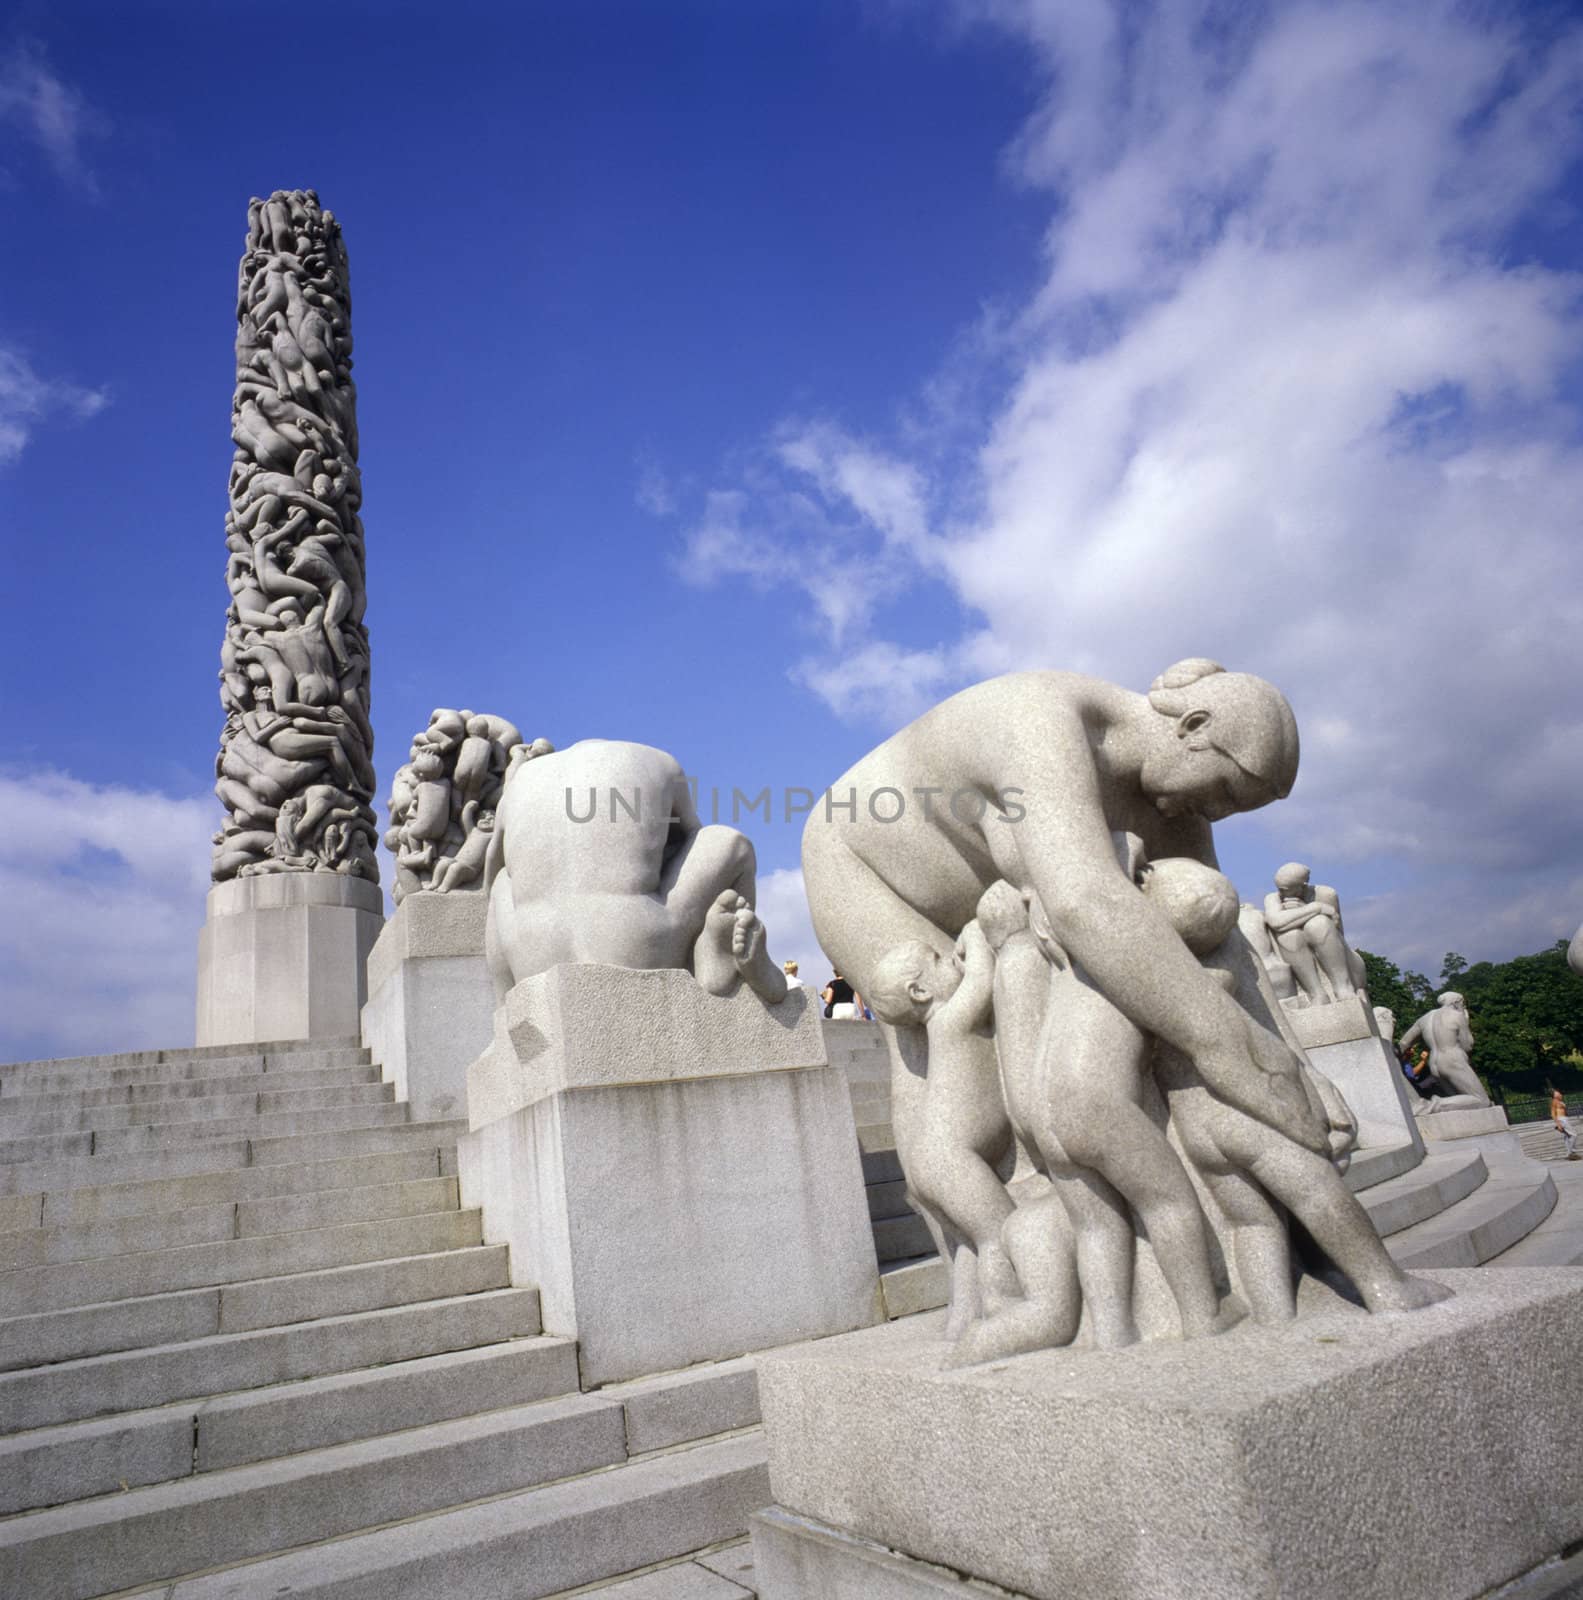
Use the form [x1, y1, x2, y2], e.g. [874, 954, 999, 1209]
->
[1399, 992, 1488, 1112]
[1372, 1004, 1396, 1045]
[484, 739, 789, 1007]
[1261, 862, 1366, 1006]
[385, 708, 528, 904]
[1570, 924, 1583, 977]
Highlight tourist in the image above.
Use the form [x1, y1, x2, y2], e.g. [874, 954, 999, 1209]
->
[782, 959, 803, 990]
[822, 971, 857, 1019]
[1551, 1086, 1579, 1160]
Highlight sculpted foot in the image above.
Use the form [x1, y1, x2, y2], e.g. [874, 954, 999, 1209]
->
[1180, 1296, 1246, 1341]
[694, 891, 746, 996]
[945, 1301, 1078, 1369]
[732, 905, 788, 1003]
[1362, 1273, 1453, 1313]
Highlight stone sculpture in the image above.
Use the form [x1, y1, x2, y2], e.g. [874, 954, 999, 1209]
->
[1260, 862, 1366, 1006]
[802, 659, 1449, 1363]
[1570, 923, 1583, 976]
[384, 709, 542, 903]
[211, 190, 377, 884]
[1373, 1004, 1397, 1044]
[1400, 991, 1489, 1112]
[484, 738, 788, 1006]
[1238, 901, 1299, 1001]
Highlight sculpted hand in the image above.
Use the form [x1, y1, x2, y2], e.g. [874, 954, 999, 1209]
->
[1197, 1020, 1331, 1156]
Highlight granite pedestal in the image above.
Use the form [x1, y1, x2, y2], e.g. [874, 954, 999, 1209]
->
[1419, 1104, 1511, 1141]
[1286, 993, 1424, 1154]
[195, 873, 383, 1047]
[457, 965, 883, 1386]
[361, 892, 493, 1122]
[752, 1268, 1583, 1600]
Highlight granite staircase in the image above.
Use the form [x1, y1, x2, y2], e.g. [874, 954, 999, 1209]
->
[0, 1037, 767, 1600]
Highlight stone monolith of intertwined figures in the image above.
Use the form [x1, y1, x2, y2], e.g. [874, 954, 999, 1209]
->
[196, 190, 383, 1045]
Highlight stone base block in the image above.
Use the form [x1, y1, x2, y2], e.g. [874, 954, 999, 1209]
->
[1419, 1104, 1510, 1141]
[754, 1268, 1583, 1600]
[361, 892, 492, 1122]
[1288, 996, 1424, 1154]
[196, 874, 383, 1047]
[458, 965, 882, 1386]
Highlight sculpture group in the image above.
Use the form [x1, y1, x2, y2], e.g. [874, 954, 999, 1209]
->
[211, 190, 377, 884]
[803, 660, 1451, 1364]
[385, 709, 552, 902]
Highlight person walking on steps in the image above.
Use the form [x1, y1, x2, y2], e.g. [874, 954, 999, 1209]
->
[1551, 1086, 1579, 1160]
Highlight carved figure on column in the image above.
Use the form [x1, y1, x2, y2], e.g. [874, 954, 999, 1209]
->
[1260, 863, 1366, 1006]
[211, 190, 376, 884]
[384, 708, 533, 903]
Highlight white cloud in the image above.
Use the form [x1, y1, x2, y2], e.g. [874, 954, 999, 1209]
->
[668, 0, 1583, 968]
[0, 770, 214, 1062]
[0, 346, 108, 464]
[0, 40, 103, 191]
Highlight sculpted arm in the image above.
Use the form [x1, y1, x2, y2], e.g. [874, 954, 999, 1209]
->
[1000, 710, 1324, 1147]
[1399, 1015, 1426, 1052]
[934, 922, 995, 1036]
[1262, 894, 1332, 934]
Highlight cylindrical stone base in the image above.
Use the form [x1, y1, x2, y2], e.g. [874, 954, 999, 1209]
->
[195, 873, 384, 1046]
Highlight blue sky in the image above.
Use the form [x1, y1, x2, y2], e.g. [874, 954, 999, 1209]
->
[3, 0, 1582, 1059]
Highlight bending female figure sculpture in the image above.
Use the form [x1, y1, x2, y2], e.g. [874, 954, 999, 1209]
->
[802, 659, 1448, 1358]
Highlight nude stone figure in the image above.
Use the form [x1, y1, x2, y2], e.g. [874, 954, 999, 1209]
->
[1261, 863, 1366, 1005]
[1141, 855, 1449, 1322]
[484, 739, 788, 1007]
[1399, 992, 1489, 1111]
[802, 659, 1327, 1338]
[1570, 925, 1583, 977]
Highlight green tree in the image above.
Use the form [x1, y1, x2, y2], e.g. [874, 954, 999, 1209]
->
[1440, 951, 1468, 987]
[1356, 950, 1434, 1037]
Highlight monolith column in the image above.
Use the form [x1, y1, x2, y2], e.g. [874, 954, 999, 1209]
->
[196, 189, 383, 1045]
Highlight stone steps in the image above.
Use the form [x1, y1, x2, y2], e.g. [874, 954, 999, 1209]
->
[1384, 1135, 1558, 1270]
[0, 1334, 578, 1515]
[0, 1030, 780, 1596]
[1, 1258, 525, 1410]
[0, 1080, 396, 1136]
[0, 1099, 415, 1167]
[1356, 1147, 1487, 1237]
[0, 1391, 632, 1598]
[0, 1174, 466, 1271]
[0, 1206, 484, 1315]
[144, 1430, 770, 1600]
[0, 1036, 366, 1079]
[0, 1062, 381, 1111]
[0, 1117, 469, 1197]
[2, 1146, 449, 1231]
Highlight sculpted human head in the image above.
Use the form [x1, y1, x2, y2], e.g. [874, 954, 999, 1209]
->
[868, 939, 963, 1025]
[1438, 991, 1466, 1012]
[1140, 660, 1300, 823]
[1138, 857, 1240, 955]
[1274, 862, 1311, 897]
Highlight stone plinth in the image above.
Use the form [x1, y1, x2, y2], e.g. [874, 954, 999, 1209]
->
[457, 965, 882, 1386]
[752, 1268, 1583, 1600]
[195, 873, 383, 1047]
[1419, 1104, 1510, 1141]
[1285, 993, 1424, 1153]
[360, 892, 492, 1122]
